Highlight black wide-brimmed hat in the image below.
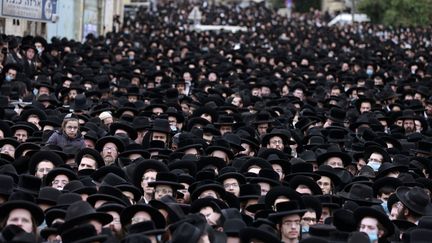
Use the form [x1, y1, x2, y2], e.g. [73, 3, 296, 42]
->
[45, 167, 77, 186]
[95, 135, 125, 153]
[411, 140, 432, 156]
[70, 93, 93, 111]
[315, 165, 342, 187]
[0, 199, 45, 226]
[109, 121, 138, 140]
[15, 174, 42, 196]
[396, 186, 432, 216]
[354, 206, 395, 237]
[189, 180, 226, 201]
[238, 183, 261, 201]
[261, 128, 295, 146]
[268, 200, 307, 221]
[239, 224, 282, 243]
[132, 159, 169, 188]
[59, 201, 113, 232]
[0, 174, 15, 198]
[120, 203, 166, 229]
[148, 172, 184, 190]
[35, 186, 62, 205]
[75, 148, 105, 169]
[60, 223, 107, 243]
[171, 222, 202, 243]
[86, 185, 130, 207]
[264, 185, 302, 208]
[205, 138, 234, 159]
[325, 107, 347, 123]
[316, 145, 352, 167]
[338, 183, 381, 206]
[28, 150, 64, 175]
[287, 175, 322, 195]
[149, 118, 171, 133]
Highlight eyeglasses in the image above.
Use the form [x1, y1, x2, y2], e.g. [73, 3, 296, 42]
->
[131, 217, 150, 224]
[37, 168, 52, 173]
[103, 147, 118, 151]
[282, 219, 301, 226]
[155, 188, 173, 195]
[65, 126, 79, 130]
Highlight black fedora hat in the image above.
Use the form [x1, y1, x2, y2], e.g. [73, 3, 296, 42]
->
[189, 180, 226, 201]
[149, 118, 171, 134]
[248, 168, 280, 186]
[149, 195, 187, 224]
[59, 200, 113, 232]
[287, 175, 322, 195]
[396, 186, 432, 216]
[338, 183, 381, 206]
[36, 186, 62, 206]
[86, 185, 130, 207]
[239, 224, 282, 243]
[268, 200, 307, 221]
[315, 165, 342, 187]
[70, 93, 93, 111]
[375, 162, 408, 179]
[75, 148, 105, 169]
[205, 137, 234, 159]
[120, 203, 166, 229]
[252, 110, 275, 125]
[148, 172, 184, 190]
[238, 183, 261, 201]
[223, 218, 247, 237]
[45, 167, 77, 186]
[264, 185, 302, 208]
[171, 222, 202, 243]
[240, 157, 273, 173]
[109, 121, 138, 141]
[95, 135, 125, 153]
[261, 128, 295, 146]
[0, 199, 45, 226]
[354, 206, 395, 237]
[325, 107, 347, 123]
[28, 150, 64, 176]
[119, 143, 151, 159]
[316, 146, 352, 167]
[284, 162, 321, 181]
[127, 220, 165, 236]
[60, 223, 107, 243]
[14, 174, 42, 196]
[132, 159, 169, 188]
[63, 180, 97, 195]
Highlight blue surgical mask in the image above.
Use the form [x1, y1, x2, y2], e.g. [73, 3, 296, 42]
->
[36, 47, 43, 54]
[368, 232, 378, 243]
[301, 225, 309, 233]
[381, 200, 389, 215]
[5, 75, 12, 82]
[367, 161, 381, 172]
[366, 69, 374, 76]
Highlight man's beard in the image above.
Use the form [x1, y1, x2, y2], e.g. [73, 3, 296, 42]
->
[104, 156, 114, 165]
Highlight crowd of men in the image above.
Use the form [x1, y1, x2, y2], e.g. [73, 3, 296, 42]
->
[0, 1, 431, 242]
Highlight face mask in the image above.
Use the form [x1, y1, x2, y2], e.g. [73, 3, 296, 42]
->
[5, 75, 12, 82]
[170, 125, 177, 132]
[301, 225, 309, 233]
[128, 56, 134, 61]
[381, 200, 389, 215]
[366, 69, 374, 76]
[367, 161, 381, 172]
[367, 232, 378, 243]
[36, 47, 43, 54]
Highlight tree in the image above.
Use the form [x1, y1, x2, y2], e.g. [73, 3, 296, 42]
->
[358, 0, 432, 26]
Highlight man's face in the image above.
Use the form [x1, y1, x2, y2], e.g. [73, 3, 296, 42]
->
[35, 161, 54, 178]
[14, 129, 28, 142]
[360, 102, 371, 113]
[154, 185, 173, 200]
[317, 176, 332, 195]
[152, 131, 167, 143]
[359, 217, 380, 237]
[101, 142, 119, 166]
[267, 136, 284, 151]
[280, 214, 301, 241]
[403, 119, 415, 134]
[301, 211, 317, 227]
[223, 178, 240, 197]
[6, 69, 17, 80]
[78, 157, 97, 171]
[325, 156, 344, 168]
[257, 123, 269, 136]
